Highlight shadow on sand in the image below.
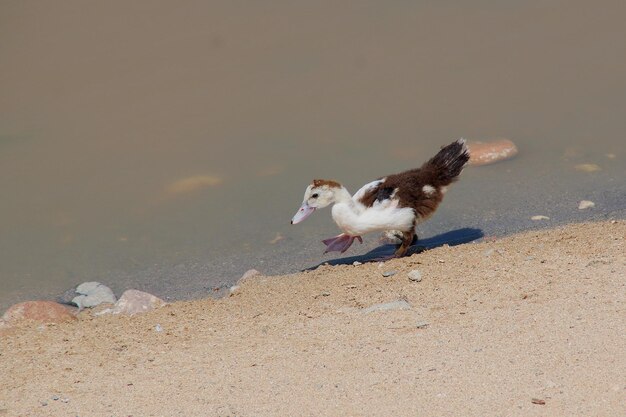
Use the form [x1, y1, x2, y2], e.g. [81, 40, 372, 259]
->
[306, 227, 484, 270]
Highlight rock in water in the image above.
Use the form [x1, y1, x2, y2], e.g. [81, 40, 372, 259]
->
[75, 281, 101, 294]
[72, 282, 116, 308]
[2, 301, 76, 324]
[578, 200, 595, 210]
[108, 290, 166, 316]
[467, 139, 518, 166]
[574, 163, 601, 172]
[531, 215, 550, 221]
[166, 175, 223, 195]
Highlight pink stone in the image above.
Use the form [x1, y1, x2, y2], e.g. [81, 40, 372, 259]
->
[2, 301, 76, 324]
[468, 139, 518, 166]
[109, 290, 166, 316]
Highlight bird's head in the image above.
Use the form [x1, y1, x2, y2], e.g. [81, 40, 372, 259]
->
[291, 179, 342, 224]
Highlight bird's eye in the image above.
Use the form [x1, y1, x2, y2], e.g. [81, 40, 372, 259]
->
[311, 193, 319, 198]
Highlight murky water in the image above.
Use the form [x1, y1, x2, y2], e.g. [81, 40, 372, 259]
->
[1, 1, 625, 309]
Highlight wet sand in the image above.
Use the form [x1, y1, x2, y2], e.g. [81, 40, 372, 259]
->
[1, 220, 624, 416]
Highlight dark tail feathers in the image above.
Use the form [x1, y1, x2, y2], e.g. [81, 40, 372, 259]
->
[422, 138, 470, 186]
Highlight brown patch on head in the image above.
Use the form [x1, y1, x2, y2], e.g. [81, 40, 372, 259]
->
[312, 179, 341, 188]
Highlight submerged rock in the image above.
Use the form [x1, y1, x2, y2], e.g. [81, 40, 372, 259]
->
[166, 175, 223, 195]
[72, 282, 116, 308]
[574, 163, 601, 172]
[268, 233, 284, 244]
[2, 301, 76, 324]
[578, 200, 595, 210]
[531, 215, 550, 221]
[468, 139, 518, 166]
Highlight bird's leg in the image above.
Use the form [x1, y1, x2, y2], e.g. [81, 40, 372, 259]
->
[322, 234, 363, 254]
[393, 230, 415, 257]
[370, 231, 415, 262]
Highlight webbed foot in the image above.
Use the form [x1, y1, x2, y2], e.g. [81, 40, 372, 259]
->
[322, 234, 363, 254]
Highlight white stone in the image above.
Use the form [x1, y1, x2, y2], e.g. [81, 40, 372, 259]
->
[75, 281, 102, 295]
[578, 200, 595, 210]
[408, 270, 422, 282]
[72, 284, 116, 308]
[531, 215, 550, 221]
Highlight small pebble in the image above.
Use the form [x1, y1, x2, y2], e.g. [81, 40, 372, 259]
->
[531, 215, 550, 221]
[578, 200, 595, 210]
[415, 321, 429, 329]
[155, 324, 163, 332]
[52, 396, 59, 401]
[61, 398, 69, 403]
[407, 270, 422, 282]
[531, 398, 546, 405]
[321, 291, 330, 297]
[574, 163, 601, 172]
[352, 261, 362, 266]
[382, 270, 397, 277]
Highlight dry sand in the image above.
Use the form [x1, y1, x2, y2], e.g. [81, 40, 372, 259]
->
[1, 221, 624, 416]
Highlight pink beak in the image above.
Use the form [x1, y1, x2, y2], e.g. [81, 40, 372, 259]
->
[291, 203, 315, 224]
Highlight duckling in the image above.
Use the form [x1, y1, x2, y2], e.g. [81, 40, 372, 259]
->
[291, 139, 470, 258]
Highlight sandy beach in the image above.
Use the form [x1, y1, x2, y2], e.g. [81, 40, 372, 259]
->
[1, 220, 624, 416]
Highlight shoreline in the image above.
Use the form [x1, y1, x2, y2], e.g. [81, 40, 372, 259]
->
[1, 202, 624, 314]
[1, 220, 624, 416]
